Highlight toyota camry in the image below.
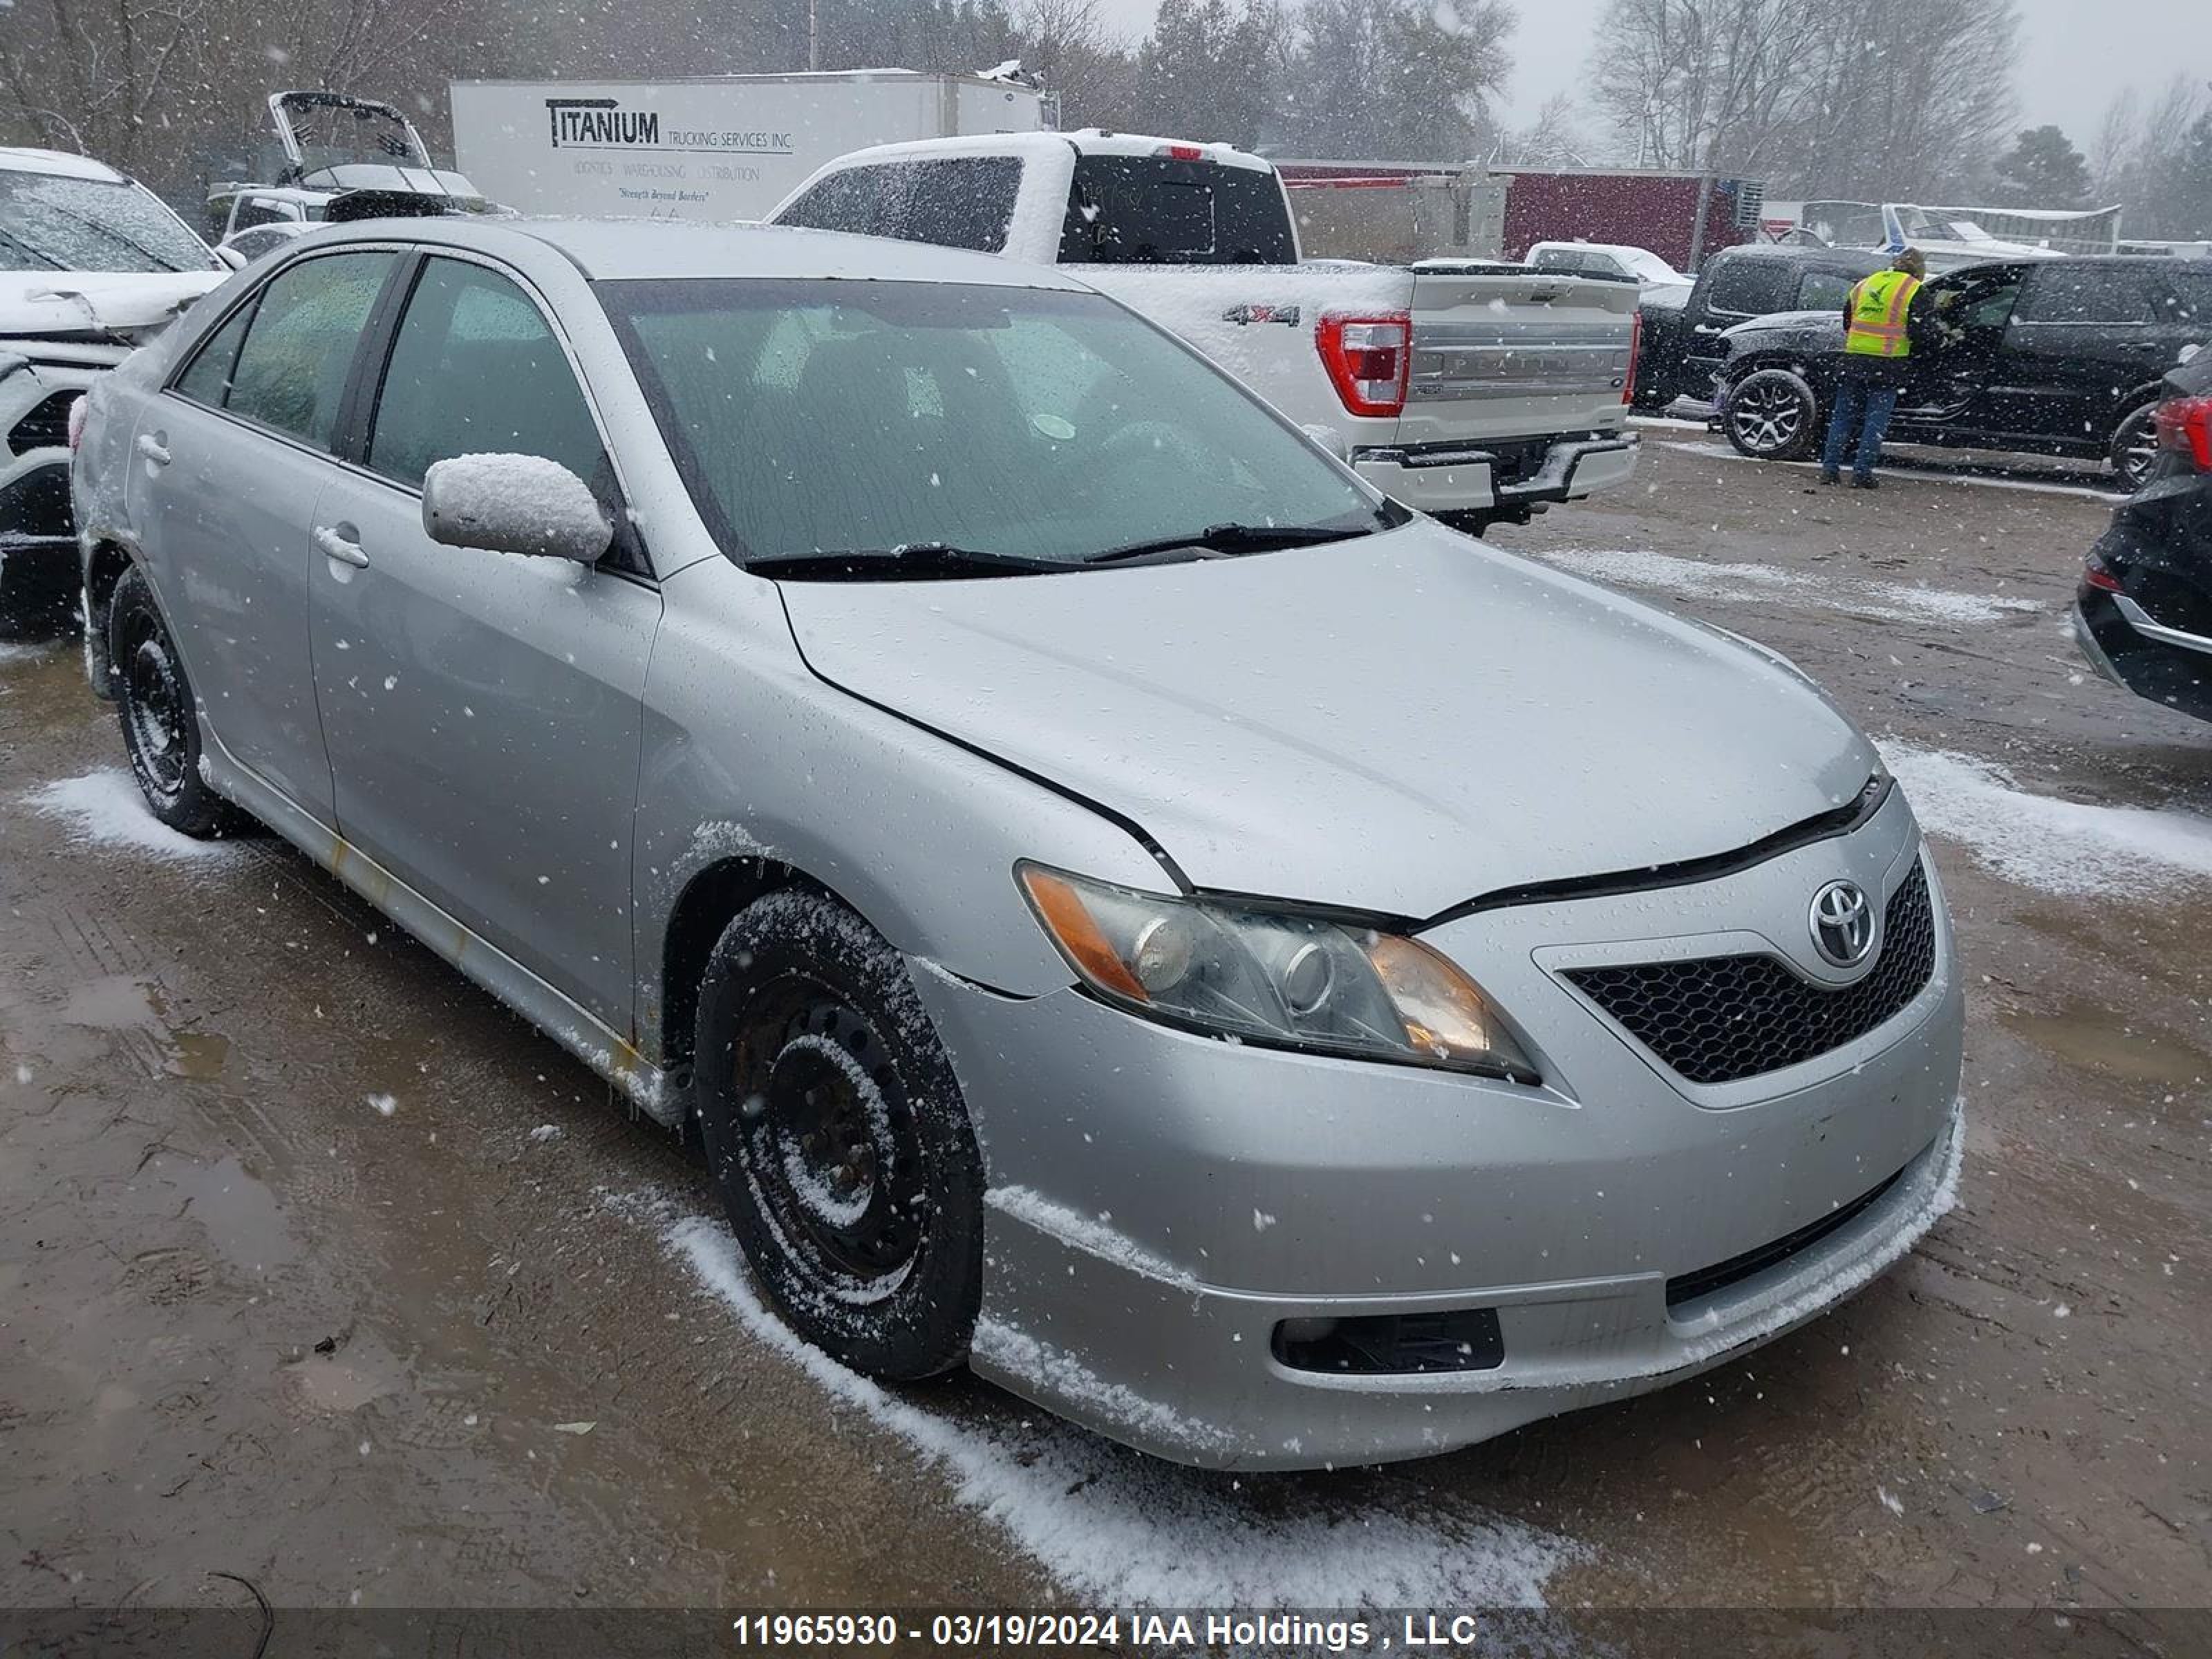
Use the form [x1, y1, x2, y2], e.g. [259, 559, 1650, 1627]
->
[73, 215, 1965, 1468]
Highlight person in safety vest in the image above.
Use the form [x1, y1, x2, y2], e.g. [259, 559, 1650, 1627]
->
[1821, 247, 1927, 489]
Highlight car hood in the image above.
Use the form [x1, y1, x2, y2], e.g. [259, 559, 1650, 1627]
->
[778, 523, 1879, 918]
[1725, 308, 1843, 339]
[0, 270, 225, 341]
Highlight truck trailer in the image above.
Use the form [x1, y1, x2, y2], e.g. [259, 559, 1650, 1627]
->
[447, 70, 1051, 223]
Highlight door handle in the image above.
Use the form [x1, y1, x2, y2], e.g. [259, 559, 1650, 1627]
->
[314, 525, 369, 568]
[135, 432, 171, 465]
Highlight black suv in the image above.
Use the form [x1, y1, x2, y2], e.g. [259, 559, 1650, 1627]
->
[1711, 257, 2212, 489]
[1634, 245, 1886, 411]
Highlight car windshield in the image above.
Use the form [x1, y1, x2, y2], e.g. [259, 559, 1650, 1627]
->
[0, 171, 217, 274]
[600, 278, 1390, 573]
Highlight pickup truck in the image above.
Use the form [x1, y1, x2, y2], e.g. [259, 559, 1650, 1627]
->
[767, 130, 1640, 532]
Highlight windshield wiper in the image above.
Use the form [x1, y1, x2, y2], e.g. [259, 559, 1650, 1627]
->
[743, 541, 1069, 581]
[1083, 521, 1376, 567]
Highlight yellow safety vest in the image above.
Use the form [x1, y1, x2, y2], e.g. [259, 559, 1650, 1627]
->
[1844, 269, 1922, 358]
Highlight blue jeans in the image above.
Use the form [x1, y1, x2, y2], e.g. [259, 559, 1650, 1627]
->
[1822, 373, 1900, 480]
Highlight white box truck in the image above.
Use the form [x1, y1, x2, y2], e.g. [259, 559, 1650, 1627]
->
[447, 71, 1051, 223]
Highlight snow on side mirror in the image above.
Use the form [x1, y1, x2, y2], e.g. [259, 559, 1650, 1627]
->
[422, 453, 612, 563]
[1302, 422, 1349, 462]
[215, 244, 250, 271]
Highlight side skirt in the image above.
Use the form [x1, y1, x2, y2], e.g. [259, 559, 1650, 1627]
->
[200, 736, 684, 1128]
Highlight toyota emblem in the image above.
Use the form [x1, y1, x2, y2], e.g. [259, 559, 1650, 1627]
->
[1809, 880, 1875, 968]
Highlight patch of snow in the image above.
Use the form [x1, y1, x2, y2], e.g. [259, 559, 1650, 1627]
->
[985, 1185, 1197, 1291]
[0, 640, 57, 665]
[366, 1093, 397, 1117]
[1656, 438, 2123, 501]
[1528, 547, 2042, 626]
[1884, 744, 2212, 897]
[662, 1212, 1580, 1609]
[22, 771, 239, 862]
[1877, 1485, 1905, 1517]
[527, 1124, 563, 1143]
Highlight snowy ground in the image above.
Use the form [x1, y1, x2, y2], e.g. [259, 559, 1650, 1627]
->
[1, 435, 2206, 1627]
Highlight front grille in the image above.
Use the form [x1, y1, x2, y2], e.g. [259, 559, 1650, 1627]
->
[1566, 861, 1936, 1085]
[1666, 1166, 1902, 1309]
[8, 391, 77, 454]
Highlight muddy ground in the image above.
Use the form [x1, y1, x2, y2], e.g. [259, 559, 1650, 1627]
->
[1, 428, 2206, 1638]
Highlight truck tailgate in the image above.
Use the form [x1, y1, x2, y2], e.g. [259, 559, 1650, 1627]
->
[1396, 272, 1638, 447]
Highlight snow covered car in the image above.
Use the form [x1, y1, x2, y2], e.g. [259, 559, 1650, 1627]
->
[75, 215, 1965, 1470]
[0, 147, 223, 633]
[1527, 240, 1692, 298]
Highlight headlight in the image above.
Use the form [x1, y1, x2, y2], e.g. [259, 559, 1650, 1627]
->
[1018, 865, 1539, 1083]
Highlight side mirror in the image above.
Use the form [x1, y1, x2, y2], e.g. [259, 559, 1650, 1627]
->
[1301, 422, 1349, 463]
[421, 454, 612, 563]
[215, 244, 249, 271]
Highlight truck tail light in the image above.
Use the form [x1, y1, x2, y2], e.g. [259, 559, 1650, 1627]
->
[2153, 393, 2212, 472]
[1623, 310, 1642, 405]
[1156, 142, 1207, 161]
[1317, 312, 1411, 418]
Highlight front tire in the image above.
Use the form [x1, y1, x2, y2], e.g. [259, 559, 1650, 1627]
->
[2110, 400, 2161, 491]
[1723, 366, 1821, 461]
[694, 889, 985, 1380]
[108, 565, 248, 838]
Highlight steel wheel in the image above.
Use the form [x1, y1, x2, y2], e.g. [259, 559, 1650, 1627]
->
[122, 623, 191, 800]
[735, 974, 930, 1299]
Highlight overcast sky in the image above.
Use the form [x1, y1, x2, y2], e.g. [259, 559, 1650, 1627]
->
[1089, 0, 2212, 153]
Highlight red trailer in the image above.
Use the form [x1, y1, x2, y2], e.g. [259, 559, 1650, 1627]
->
[1490, 165, 1765, 273]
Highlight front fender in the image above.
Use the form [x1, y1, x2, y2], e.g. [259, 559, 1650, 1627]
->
[632, 559, 1174, 1053]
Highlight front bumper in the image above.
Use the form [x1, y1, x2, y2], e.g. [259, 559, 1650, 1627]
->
[915, 789, 1965, 1468]
[1351, 433, 1639, 516]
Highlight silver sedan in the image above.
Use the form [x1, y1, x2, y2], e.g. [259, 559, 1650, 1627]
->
[73, 216, 1965, 1469]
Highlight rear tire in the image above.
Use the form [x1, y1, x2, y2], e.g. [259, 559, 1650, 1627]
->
[1723, 366, 1821, 461]
[2110, 400, 2161, 491]
[108, 565, 249, 838]
[693, 889, 984, 1380]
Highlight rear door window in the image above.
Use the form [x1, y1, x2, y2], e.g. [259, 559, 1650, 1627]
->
[1703, 259, 1794, 317]
[366, 256, 607, 492]
[776, 158, 1020, 253]
[2014, 264, 2155, 324]
[1058, 156, 1295, 265]
[217, 250, 396, 447]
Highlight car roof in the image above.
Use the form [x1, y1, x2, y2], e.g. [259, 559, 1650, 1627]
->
[822, 128, 1275, 176]
[312, 214, 1097, 290]
[0, 146, 129, 184]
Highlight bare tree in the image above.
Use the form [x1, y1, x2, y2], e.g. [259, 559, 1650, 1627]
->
[1588, 0, 2016, 201]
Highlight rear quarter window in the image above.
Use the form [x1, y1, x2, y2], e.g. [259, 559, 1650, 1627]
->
[1703, 259, 1794, 317]
[776, 157, 1020, 254]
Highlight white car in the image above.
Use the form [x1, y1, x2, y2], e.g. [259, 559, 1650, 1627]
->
[0, 147, 223, 633]
[1527, 240, 1693, 297]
